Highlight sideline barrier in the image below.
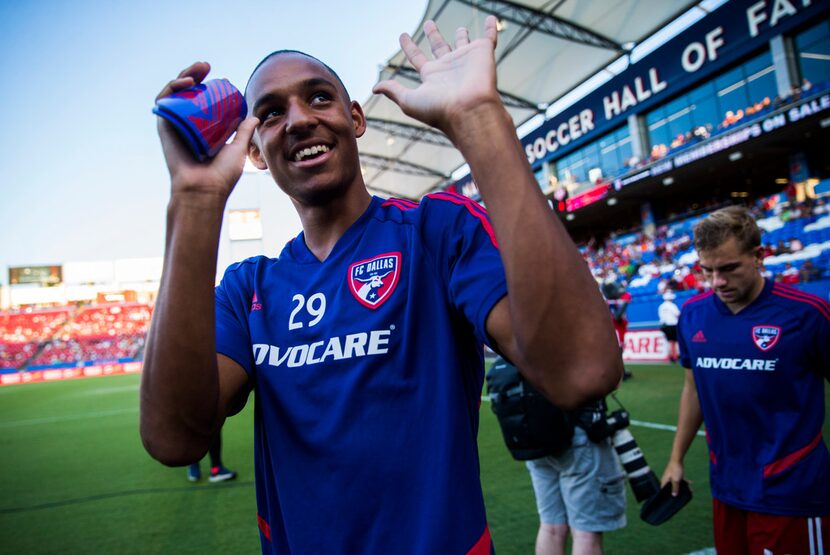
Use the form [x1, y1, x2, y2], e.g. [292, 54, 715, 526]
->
[0, 361, 142, 387]
[623, 329, 670, 363]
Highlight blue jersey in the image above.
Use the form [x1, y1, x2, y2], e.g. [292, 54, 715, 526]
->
[215, 194, 506, 554]
[678, 280, 830, 516]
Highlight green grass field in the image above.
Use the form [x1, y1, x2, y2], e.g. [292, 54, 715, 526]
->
[1, 365, 827, 554]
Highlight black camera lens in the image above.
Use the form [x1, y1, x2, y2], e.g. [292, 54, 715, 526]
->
[612, 428, 661, 502]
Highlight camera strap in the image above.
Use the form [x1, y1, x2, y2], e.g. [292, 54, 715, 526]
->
[609, 392, 628, 413]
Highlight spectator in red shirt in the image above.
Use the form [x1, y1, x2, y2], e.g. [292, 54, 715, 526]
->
[681, 267, 699, 291]
[781, 263, 800, 285]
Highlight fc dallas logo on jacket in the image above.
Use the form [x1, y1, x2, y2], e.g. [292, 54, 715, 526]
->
[752, 325, 781, 352]
[348, 252, 401, 309]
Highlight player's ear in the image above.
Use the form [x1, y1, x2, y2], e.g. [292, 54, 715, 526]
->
[350, 100, 367, 138]
[248, 136, 268, 170]
[752, 245, 764, 267]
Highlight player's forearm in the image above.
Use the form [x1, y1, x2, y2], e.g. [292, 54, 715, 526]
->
[449, 104, 622, 406]
[140, 193, 226, 465]
[669, 378, 704, 464]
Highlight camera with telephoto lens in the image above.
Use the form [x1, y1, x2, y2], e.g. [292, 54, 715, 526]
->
[582, 401, 661, 503]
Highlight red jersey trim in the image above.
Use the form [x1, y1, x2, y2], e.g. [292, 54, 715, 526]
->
[771, 284, 830, 322]
[257, 514, 271, 542]
[705, 428, 717, 465]
[466, 524, 492, 555]
[381, 197, 419, 211]
[426, 192, 499, 248]
[763, 431, 823, 479]
[435, 191, 489, 217]
[683, 290, 713, 308]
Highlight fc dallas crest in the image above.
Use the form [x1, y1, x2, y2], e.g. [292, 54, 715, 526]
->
[752, 325, 781, 352]
[348, 252, 401, 309]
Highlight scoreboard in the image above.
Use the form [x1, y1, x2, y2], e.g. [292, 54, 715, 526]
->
[9, 265, 63, 286]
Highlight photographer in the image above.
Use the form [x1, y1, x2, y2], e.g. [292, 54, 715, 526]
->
[488, 357, 626, 555]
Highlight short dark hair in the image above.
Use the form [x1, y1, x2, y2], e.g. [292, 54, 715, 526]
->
[245, 50, 350, 101]
[693, 205, 761, 254]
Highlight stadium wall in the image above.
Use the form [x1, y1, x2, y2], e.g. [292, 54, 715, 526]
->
[0, 361, 141, 387]
[215, 170, 302, 281]
[520, 0, 828, 167]
[453, 0, 830, 235]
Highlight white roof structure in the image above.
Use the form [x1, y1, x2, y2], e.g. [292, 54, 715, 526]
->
[358, 0, 702, 199]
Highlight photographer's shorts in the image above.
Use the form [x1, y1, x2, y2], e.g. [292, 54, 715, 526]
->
[525, 427, 627, 532]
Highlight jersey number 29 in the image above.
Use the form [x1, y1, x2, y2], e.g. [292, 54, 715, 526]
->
[289, 293, 326, 330]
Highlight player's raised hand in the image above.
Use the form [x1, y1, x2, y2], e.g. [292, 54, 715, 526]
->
[155, 61, 259, 199]
[373, 16, 501, 140]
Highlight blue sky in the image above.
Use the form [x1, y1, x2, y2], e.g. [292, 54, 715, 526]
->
[0, 0, 427, 283]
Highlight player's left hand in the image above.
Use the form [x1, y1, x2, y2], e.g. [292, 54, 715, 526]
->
[373, 16, 501, 138]
[660, 459, 694, 497]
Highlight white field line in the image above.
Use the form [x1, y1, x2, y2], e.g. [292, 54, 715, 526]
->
[480, 396, 705, 437]
[9, 399, 704, 436]
[0, 407, 137, 428]
[630, 418, 706, 438]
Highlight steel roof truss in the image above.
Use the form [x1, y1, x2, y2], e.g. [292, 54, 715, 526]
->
[454, 0, 622, 51]
[366, 117, 454, 147]
[360, 153, 450, 179]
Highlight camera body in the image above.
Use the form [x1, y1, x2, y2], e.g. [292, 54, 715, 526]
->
[584, 408, 630, 443]
[581, 405, 661, 503]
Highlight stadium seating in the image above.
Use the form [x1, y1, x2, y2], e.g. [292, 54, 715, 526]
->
[581, 194, 830, 328]
[0, 308, 71, 369]
[0, 303, 152, 371]
[29, 335, 146, 367]
[61, 303, 152, 339]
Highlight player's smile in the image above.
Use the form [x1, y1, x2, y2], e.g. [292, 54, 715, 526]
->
[288, 141, 334, 168]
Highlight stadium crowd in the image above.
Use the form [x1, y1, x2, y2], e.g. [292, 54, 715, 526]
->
[644, 79, 828, 170]
[582, 193, 830, 299]
[0, 303, 152, 370]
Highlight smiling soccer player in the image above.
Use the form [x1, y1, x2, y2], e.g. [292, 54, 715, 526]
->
[141, 18, 622, 553]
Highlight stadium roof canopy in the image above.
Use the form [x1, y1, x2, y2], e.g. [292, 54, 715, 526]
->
[358, 0, 703, 200]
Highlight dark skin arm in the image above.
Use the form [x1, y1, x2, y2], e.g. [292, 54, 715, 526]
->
[139, 62, 258, 466]
[375, 18, 622, 409]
